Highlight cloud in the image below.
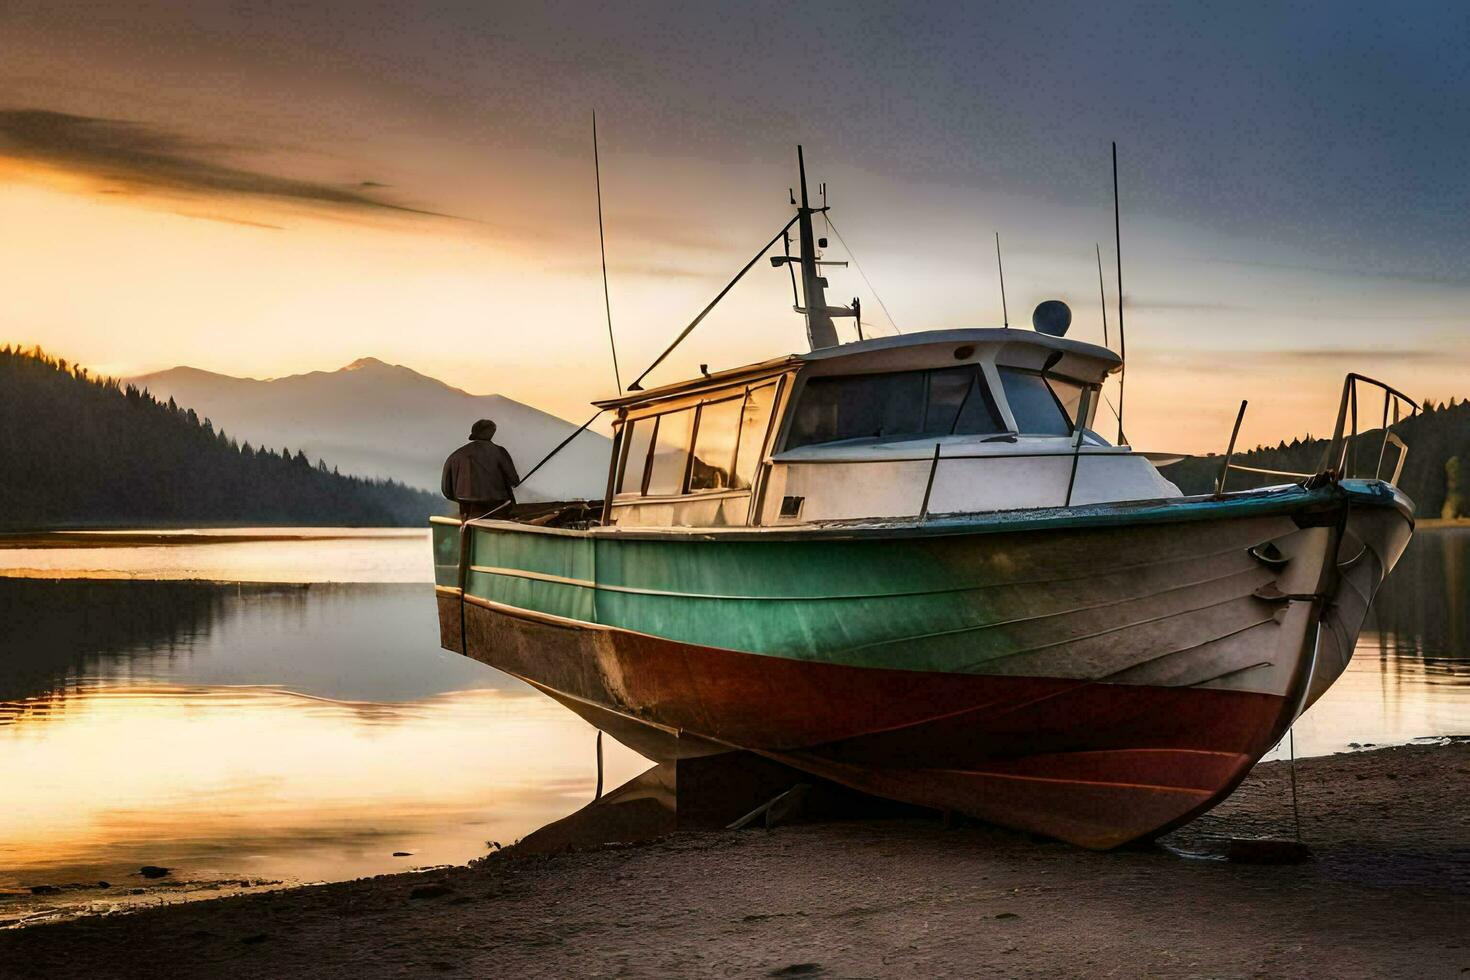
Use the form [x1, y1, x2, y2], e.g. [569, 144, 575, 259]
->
[542, 256, 715, 280]
[1133, 347, 1449, 369]
[0, 108, 451, 220]
[1125, 298, 1246, 314]
[1272, 348, 1449, 363]
[1187, 254, 1470, 290]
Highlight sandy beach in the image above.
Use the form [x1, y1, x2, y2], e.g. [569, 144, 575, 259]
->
[0, 740, 1464, 979]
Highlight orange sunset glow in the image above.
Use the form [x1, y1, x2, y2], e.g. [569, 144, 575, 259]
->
[4, 4, 1469, 455]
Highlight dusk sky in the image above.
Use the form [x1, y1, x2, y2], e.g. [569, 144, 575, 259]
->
[4, 1, 1469, 451]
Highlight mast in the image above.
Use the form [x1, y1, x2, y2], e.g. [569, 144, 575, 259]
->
[795, 146, 839, 349]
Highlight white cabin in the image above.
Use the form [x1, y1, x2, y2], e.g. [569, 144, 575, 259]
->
[596, 328, 1180, 528]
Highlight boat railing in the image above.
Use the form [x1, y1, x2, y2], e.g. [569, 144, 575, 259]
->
[913, 385, 1123, 516]
[909, 441, 1140, 518]
[1214, 372, 1419, 497]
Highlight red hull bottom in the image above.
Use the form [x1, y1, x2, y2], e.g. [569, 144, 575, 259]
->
[440, 593, 1290, 849]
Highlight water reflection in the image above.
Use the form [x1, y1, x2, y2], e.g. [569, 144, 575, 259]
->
[1269, 527, 1470, 759]
[1369, 527, 1469, 667]
[0, 579, 647, 913]
[0, 528, 432, 583]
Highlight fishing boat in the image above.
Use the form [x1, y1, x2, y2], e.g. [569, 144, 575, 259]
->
[431, 148, 1417, 849]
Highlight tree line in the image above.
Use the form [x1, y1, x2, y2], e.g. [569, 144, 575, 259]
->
[0, 346, 446, 528]
[1166, 396, 1470, 519]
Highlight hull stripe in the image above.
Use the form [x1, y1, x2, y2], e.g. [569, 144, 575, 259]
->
[465, 538, 1260, 604]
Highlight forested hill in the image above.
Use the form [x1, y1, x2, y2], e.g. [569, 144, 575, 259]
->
[1165, 397, 1470, 519]
[0, 347, 445, 528]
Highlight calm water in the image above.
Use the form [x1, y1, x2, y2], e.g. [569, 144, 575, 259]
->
[0, 527, 1466, 923]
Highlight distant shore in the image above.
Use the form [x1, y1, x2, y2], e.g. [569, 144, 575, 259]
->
[0, 529, 425, 550]
[1, 740, 1464, 978]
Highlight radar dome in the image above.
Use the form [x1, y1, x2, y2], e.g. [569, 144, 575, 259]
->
[1032, 300, 1071, 337]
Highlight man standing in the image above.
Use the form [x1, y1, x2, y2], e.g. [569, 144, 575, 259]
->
[441, 419, 520, 519]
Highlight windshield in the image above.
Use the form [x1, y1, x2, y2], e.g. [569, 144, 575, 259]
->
[785, 365, 1004, 450]
[997, 367, 1086, 436]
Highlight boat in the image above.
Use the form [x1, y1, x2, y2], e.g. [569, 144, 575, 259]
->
[430, 148, 1417, 849]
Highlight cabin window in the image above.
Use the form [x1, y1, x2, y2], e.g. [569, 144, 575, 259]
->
[645, 407, 695, 495]
[1049, 376, 1087, 429]
[732, 381, 778, 489]
[688, 396, 743, 491]
[619, 383, 779, 499]
[787, 372, 921, 448]
[617, 418, 655, 494]
[785, 366, 1004, 449]
[926, 365, 1004, 437]
[998, 368, 1085, 436]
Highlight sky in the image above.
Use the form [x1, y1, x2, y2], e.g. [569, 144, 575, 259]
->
[3, 0, 1469, 452]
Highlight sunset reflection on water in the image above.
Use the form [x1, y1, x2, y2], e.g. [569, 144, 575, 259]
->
[0, 571, 648, 919]
[1, 683, 645, 889]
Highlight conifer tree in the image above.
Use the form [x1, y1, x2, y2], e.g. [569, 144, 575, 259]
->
[0, 346, 445, 528]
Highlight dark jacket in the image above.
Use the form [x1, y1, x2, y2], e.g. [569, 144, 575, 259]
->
[441, 439, 520, 504]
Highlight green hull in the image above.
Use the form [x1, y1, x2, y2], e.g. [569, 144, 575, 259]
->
[433, 481, 1409, 679]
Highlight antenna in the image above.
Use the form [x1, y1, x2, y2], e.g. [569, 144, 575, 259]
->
[1112, 141, 1127, 445]
[995, 232, 1009, 328]
[592, 111, 622, 394]
[1096, 243, 1109, 349]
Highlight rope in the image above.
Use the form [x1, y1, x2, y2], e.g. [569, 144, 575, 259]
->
[824, 215, 901, 335]
[457, 498, 514, 655]
[1288, 725, 1302, 841]
[595, 730, 604, 801]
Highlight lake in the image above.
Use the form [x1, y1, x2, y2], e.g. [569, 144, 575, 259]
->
[1, 526, 1466, 924]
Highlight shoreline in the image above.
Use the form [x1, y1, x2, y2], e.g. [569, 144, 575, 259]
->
[1, 740, 1465, 978]
[0, 529, 428, 549]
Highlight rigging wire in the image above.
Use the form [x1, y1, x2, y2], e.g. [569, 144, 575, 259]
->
[1112, 141, 1127, 446]
[516, 409, 605, 488]
[627, 215, 800, 390]
[995, 232, 1009, 329]
[1100, 393, 1127, 446]
[783, 229, 800, 306]
[824, 214, 901, 335]
[592, 112, 622, 394]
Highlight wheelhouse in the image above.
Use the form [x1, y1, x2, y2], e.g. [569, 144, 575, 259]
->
[596, 328, 1180, 528]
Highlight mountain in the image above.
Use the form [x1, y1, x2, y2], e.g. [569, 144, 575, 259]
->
[0, 346, 442, 528]
[1164, 397, 1470, 518]
[128, 357, 612, 502]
